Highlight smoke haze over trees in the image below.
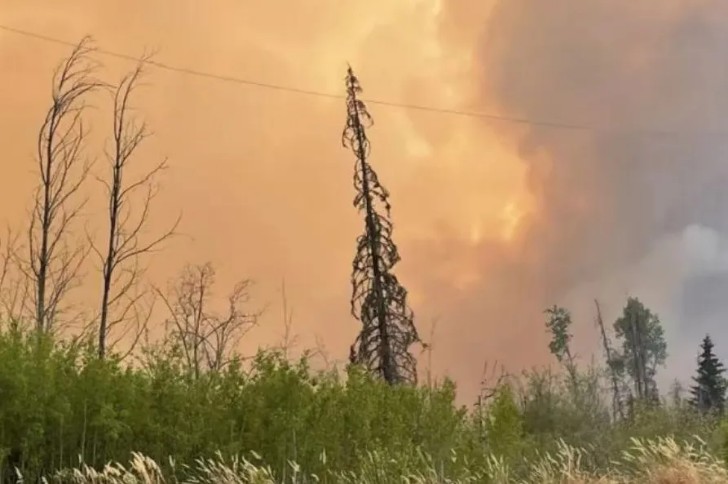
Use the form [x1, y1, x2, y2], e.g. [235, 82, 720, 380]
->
[4, 0, 728, 403]
[5, 2, 728, 481]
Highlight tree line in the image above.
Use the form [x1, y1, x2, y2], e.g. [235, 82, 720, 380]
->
[545, 299, 727, 418]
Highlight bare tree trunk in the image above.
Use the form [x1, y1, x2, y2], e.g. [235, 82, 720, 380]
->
[25, 37, 101, 333]
[277, 279, 298, 358]
[562, 345, 579, 392]
[0, 229, 16, 325]
[629, 307, 645, 400]
[595, 299, 624, 421]
[93, 57, 179, 359]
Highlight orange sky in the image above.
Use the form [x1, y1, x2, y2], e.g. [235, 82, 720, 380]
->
[8, 1, 725, 402]
[0, 0, 542, 400]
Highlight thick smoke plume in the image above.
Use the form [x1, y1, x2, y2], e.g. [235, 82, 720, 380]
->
[444, 1, 728, 393]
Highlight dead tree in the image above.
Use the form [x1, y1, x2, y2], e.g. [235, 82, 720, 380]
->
[423, 317, 437, 388]
[25, 38, 102, 333]
[474, 361, 507, 437]
[342, 66, 420, 385]
[92, 58, 178, 359]
[595, 299, 624, 420]
[0, 229, 15, 325]
[277, 279, 299, 358]
[0, 229, 14, 320]
[156, 263, 257, 378]
[475, 361, 507, 409]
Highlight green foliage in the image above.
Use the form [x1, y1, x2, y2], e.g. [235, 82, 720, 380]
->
[691, 334, 727, 414]
[612, 297, 667, 402]
[544, 306, 574, 366]
[485, 383, 523, 460]
[0, 327, 470, 482]
[0, 322, 726, 482]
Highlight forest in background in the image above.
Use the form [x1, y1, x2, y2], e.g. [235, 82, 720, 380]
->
[2, 37, 728, 483]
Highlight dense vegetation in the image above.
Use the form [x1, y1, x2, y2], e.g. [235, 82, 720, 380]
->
[0, 322, 726, 482]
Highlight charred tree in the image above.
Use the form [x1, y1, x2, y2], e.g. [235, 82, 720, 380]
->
[342, 66, 420, 385]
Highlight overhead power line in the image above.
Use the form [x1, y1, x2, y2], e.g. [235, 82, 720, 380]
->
[1, 23, 727, 136]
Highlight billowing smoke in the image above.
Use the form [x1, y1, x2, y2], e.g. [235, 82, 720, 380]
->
[5, 0, 728, 403]
[447, 1, 728, 392]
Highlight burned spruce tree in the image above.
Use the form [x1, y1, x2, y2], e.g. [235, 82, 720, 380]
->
[342, 66, 420, 385]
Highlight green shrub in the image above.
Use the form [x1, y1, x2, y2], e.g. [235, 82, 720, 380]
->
[0, 324, 724, 482]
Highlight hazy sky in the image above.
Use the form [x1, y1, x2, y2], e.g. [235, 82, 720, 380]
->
[3, 1, 728, 401]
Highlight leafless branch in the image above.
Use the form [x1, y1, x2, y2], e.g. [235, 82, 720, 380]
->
[275, 279, 299, 358]
[94, 55, 179, 359]
[0, 228, 28, 326]
[22, 36, 104, 333]
[311, 333, 332, 369]
[595, 298, 625, 421]
[156, 263, 259, 378]
[475, 360, 507, 409]
[422, 316, 438, 388]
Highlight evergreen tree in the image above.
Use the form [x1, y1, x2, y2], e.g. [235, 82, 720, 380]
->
[342, 66, 420, 385]
[690, 334, 726, 413]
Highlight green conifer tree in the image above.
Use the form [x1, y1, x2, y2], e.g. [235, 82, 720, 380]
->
[690, 334, 727, 413]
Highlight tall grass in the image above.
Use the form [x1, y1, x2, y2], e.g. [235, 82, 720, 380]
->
[23, 438, 728, 483]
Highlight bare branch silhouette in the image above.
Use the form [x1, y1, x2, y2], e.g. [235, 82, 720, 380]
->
[1, 239, 31, 328]
[594, 299, 624, 421]
[93, 56, 179, 359]
[23, 37, 103, 333]
[155, 263, 258, 379]
[0, 228, 28, 326]
[422, 316, 438, 388]
[475, 361, 507, 409]
[276, 279, 299, 358]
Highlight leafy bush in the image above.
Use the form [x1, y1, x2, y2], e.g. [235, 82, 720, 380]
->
[0, 324, 725, 482]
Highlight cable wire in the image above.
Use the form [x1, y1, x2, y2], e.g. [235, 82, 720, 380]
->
[2, 23, 726, 136]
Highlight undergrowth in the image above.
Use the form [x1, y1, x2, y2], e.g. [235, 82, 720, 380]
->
[0, 326, 726, 482]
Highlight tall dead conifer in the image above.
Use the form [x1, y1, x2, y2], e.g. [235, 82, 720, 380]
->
[342, 66, 420, 385]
